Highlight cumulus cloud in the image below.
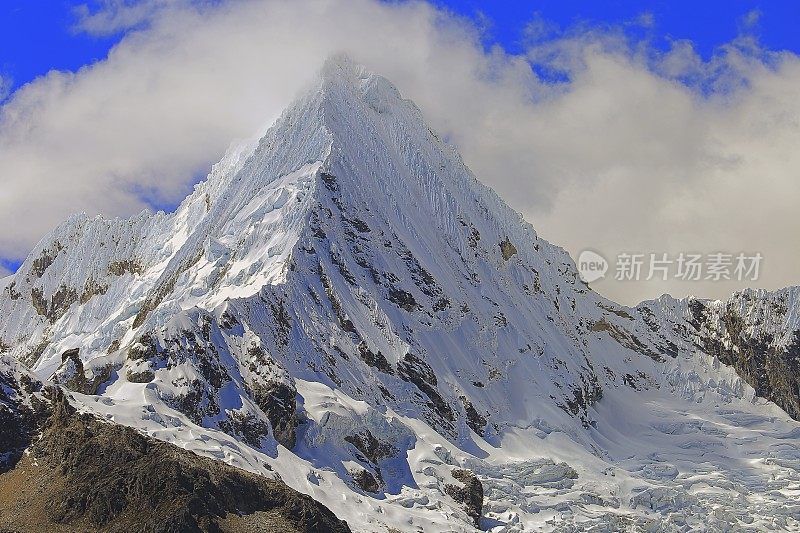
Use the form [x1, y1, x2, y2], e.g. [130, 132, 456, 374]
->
[72, 0, 179, 35]
[530, 42, 800, 304]
[1, 0, 799, 305]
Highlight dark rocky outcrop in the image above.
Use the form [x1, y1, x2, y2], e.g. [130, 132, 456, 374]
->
[387, 288, 418, 312]
[590, 318, 664, 362]
[344, 430, 396, 492]
[30, 242, 63, 278]
[459, 396, 487, 436]
[251, 380, 298, 449]
[108, 259, 144, 277]
[690, 299, 800, 420]
[31, 285, 79, 323]
[127, 334, 159, 361]
[126, 369, 155, 384]
[51, 349, 115, 395]
[0, 362, 47, 473]
[79, 278, 109, 304]
[344, 430, 395, 465]
[397, 352, 454, 425]
[351, 468, 380, 493]
[0, 390, 350, 533]
[357, 341, 393, 374]
[562, 375, 604, 420]
[52, 348, 87, 392]
[499, 238, 517, 261]
[444, 469, 483, 528]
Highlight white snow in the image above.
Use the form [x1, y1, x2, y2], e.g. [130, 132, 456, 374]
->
[2, 56, 800, 532]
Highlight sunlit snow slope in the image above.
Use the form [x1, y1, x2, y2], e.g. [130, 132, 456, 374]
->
[2, 57, 800, 532]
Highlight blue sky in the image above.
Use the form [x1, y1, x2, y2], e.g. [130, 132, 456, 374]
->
[2, 1, 799, 97]
[435, 0, 800, 56]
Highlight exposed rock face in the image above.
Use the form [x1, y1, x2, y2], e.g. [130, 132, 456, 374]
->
[444, 469, 483, 528]
[119, 309, 299, 450]
[251, 380, 298, 449]
[688, 295, 800, 420]
[126, 368, 155, 384]
[51, 349, 116, 395]
[344, 430, 396, 465]
[0, 358, 48, 472]
[351, 468, 380, 493]
[31, 285, 79, 323]
[0, 389, 350, 533]
[397, 352, 455, 429]
[499, 237, 517, 260]
[52, 348, 86, 392]
[108, 259, 143, 277]
[459, 396, 487, 436]
[342, 429, 397, 493]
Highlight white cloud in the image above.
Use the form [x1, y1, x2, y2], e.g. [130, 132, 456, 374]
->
[0, 74, 12, 102]
[741, 9, 762, 30]
[72, 0, 178, 35]
[1, 0, 799, 305]
[0, 264, 10, 278]
[635, 12, 655, 28]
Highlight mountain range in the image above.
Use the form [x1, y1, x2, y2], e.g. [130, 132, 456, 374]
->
[2, 57, 800, 532]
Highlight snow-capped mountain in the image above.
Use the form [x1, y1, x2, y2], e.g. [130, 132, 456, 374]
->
[2, 57, 800, 532]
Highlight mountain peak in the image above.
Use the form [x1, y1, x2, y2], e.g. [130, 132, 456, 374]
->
[318, 54, 396, 97]
[318, 53, 366, 82]
[314, 55, 411, 129]
[201, 57, 410, 203]
[4, 61, 800, 532]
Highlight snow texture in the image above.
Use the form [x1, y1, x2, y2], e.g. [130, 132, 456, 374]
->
[2, 57, 800, 531]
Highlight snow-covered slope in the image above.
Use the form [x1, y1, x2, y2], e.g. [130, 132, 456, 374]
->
[2, 57, 800, 532]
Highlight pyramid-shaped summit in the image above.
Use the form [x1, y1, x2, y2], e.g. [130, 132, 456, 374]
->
[3, 57, 800, 532]
[1, 56, 595, 422]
